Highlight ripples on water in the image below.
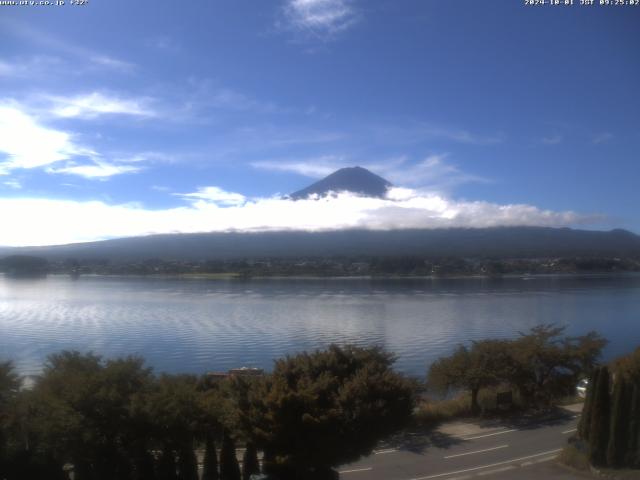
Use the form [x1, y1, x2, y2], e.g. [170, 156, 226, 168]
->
[1, 274, 639, 377]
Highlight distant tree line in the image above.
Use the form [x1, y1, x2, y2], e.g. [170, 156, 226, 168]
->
[0, 345, 415, 480]
[578, 347, 640, 469]
[427, 325, 607, 413]
[0, 256, 49, 277]
[27, 255, 640, 277]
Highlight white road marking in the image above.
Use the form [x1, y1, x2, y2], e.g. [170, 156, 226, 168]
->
[562, 428, 577, 434]
[477, 465, 516, 476]
[444, 445, 508, 459]
[410, 448, 563, 480]
[462, 429, 518, 441]
[339, 467, 373, 474]
[374, 448, 398, 455]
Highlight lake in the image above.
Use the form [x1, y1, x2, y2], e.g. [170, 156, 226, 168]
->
[1, 274, 639, 377]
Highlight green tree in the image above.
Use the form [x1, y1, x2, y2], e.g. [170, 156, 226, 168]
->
[578, 368, 600, 441]
[606, 377, 631, 467]
[156, 449, 178, 480]
[0, 361, 20, 478]
[242, 442, 259, 480]
[509, 325, 606, 405]
[177, 444, 198, 480]
[252, 345, 415, 479]
[428, 340, 512, 414]
[588, 366, 610, 467]
[201, 435, 219, 480]
[626, 385, 640, 468]
[219, 430, 241, 480]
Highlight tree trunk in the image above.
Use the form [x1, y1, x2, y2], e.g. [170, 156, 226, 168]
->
[470, 387, 480, 415]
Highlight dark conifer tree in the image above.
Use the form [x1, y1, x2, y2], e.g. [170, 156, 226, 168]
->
[219, 431, 241, 480]
[607, 377, 630, 467]
[177, 444, 198, 480]
[131, 449, 156, 480]
[156, 449, 178, 480]
[242, 442, 260, 480]
[202, 436, 219, 480]
[588, 366, 611, 467]
[578, 368, 599, 441]
[626, 385, 640, 468]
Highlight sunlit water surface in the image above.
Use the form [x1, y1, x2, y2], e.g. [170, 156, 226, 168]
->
[1, 274, 639, 377]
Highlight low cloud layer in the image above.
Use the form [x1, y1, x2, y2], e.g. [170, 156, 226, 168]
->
[0, 187, 592, 247]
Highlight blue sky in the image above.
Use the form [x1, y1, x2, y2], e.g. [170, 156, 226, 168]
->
[0, 0, 638, 246]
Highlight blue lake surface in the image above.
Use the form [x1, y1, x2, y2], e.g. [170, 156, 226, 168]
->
[1, 274, 639, 377]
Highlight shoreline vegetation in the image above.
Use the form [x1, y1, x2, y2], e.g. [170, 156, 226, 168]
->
[1, 327, 624, 480]
[1, 253, 640, 279]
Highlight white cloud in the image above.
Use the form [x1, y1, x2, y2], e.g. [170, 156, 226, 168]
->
[47, 92, 155, 119]
[176, 186, 246, 206]
[542, 134, 563, 145]
[0, 189, 591, 247]
[0, 103, 152, 178]
[0, 104, 92, 173]
[47, 161, 141, 179]
[3, 179, 21, 189]
[283, 0, 358, 37]
[252, 156, 346, 177]
[593, 132, 613, 144]
[89, 55, 135, 72]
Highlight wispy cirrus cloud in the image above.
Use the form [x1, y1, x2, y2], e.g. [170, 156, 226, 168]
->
[372, 124, 506, 146]
[281, 0, 359, 39]
[0, 19, 135, 74]
[252, 155, 346, 178]
[46, 92, 156, 119]
[46, 161, 142, 180]
[541, 134, 563, 145]
[592, 132, 613, 144]
[252, 154, 487, 191]
[3, 179, 22, 189]
[176, 186, 247, 207]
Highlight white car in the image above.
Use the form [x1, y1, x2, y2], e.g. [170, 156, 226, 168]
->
[576, 378, 589, 398]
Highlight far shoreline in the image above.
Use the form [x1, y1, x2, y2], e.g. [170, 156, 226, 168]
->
[9, 271, 640, 282]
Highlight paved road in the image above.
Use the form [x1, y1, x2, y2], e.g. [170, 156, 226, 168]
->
[339, 407, 583, 480]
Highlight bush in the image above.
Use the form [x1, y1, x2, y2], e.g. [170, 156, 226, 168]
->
[559, 444, 590, 471]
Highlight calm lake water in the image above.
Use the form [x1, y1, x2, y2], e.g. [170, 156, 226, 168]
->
[1, 274, 639, 377]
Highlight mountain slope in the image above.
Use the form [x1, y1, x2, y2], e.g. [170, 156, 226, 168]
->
[2, 227, 640, 262]
[290, 166, 392, 199]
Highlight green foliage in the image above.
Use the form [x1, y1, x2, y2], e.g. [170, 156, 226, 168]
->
[220, 430, 241, 480]
[202, 435, 219, 480]
[578, 367, 599, 441]
[0, 255, 48, 276]
[588, 366, 610, 466]
[177, 444, 199, 480]
[626, 385, 640, 468]
[559, 444, 591, 471]
[252, 345, 415, 477]
[509, 325, 606, 405]
[428, 340, 511, 413]
[242, 442, 260, 480]
[429, 325, 607, 413]
[607, 377, 631, 467]
[157, 448, 178, 480]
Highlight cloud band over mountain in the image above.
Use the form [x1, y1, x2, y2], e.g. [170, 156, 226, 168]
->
[0, 187, 594, 247]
